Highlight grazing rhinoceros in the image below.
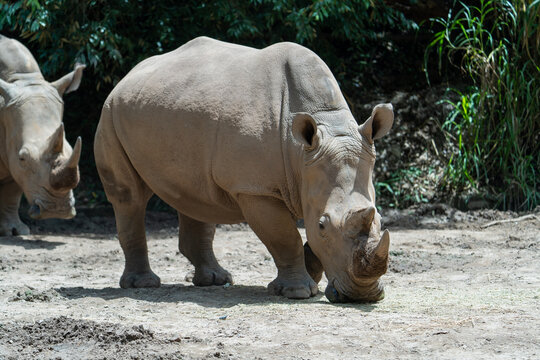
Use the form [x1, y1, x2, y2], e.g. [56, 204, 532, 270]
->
[0, 35, 84, 236]
[94, 37, 393, 302]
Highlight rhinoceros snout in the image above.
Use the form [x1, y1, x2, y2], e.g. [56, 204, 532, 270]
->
[325, 280, 385, 303]
[28, 199, 76, 220]
[28, 203, 42, 219]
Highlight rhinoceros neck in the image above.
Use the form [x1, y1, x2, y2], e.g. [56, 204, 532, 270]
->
[280, 112, 304, 220]
[7, 72, 45, 82]
[281, 109, 358, 221]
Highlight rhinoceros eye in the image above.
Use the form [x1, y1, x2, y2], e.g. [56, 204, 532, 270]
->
[318, 215, 330, 231]
[18, 148, 30, 164]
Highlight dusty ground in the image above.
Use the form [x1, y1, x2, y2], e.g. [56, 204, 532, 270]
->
[0, 205, 538, 359]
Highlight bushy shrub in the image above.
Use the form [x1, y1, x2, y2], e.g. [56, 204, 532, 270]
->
[426, 0, 539, 210]
[1, 0, 415, 205]
[1, 0, 415, 91]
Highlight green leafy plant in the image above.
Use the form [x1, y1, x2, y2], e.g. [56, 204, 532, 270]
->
[1, 0, 416, 206]
[376, 167, 433, 208]
[1, 0, 415, 91]
[426, 0, 540, 210]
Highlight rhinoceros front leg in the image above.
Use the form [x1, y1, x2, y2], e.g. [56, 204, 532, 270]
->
[237, 194, 318, 299]
[0, 180, 30, 236]
[178, 213, 233, 286]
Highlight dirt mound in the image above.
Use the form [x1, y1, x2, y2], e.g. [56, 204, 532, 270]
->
[8, 286, 59, 302]
[0, 316, 187, 360]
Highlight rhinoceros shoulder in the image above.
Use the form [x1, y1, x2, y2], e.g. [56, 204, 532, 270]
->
[263, 42, 348, 114]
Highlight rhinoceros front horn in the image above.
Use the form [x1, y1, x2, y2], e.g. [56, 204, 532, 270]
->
[50, 136, 82, 190]
[373, 229, 390, 259]
[353, 229, 390, 278]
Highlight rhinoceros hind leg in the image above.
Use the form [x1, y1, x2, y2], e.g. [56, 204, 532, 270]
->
[109, 195, 159, 288]
[178, 213, 233, 286]
[0, 180, 30, 237]
[237, 194, 318, 299]
[95, 109, 158, 288]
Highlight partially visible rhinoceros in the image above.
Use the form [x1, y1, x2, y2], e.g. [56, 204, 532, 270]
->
[0, 35, 84, 236]
[95, 37, 393, 302]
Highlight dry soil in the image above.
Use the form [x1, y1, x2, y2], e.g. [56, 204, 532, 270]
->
[0, 205, 539, 359]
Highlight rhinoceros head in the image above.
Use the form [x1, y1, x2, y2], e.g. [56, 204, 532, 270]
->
[0, 64, 84, 219]
[292, 103, 394, 303]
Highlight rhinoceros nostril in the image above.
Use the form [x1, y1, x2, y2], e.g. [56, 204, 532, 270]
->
[325, 283, 341, 303]
[28, 203, 42, 219]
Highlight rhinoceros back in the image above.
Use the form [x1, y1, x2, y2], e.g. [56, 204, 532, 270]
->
[101, 37, 348, 223]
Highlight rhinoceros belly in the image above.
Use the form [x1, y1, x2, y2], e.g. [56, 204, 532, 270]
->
[112, 104, 246, 224]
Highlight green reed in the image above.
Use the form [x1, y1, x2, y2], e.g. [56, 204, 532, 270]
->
[426, 0, 539, 210]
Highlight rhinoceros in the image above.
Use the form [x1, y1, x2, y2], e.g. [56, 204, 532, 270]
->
[94, 37, 393, 302]
[0, 35, 84, 235]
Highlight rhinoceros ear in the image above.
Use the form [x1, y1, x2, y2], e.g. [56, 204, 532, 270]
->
[0, 78, 18, 105]
[51, 63, 85, 96]
[292, 113, 319, 150]
[359, 103, 394, 143]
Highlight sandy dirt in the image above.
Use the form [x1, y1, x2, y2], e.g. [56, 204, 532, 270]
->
[0, 205, 539, 359]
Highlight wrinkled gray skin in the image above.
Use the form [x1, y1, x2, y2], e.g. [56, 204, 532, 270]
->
[0, 35, 84, 236]
[95, 37, 393, 302]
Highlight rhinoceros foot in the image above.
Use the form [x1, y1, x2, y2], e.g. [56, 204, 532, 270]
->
[191, 265, 233, 287]
[268, 273, 318, 299]
[120, 270, 161, 288]
[185, 266, 233, 286]
[0, 220, 30, 237]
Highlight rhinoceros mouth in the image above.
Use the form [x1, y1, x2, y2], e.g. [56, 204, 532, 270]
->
[325, 278, 385, 303]
[28, 198, 76, 220]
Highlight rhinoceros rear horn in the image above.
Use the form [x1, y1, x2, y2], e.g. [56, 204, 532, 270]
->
[50, 137, 82, 190]
[363, 206, 376, 227]
[48, 123, 65, 154]
[345, 206, 376, 236]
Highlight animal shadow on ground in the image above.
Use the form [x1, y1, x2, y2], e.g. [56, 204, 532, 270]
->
[55, 284, 378, 311]
[0, 236, 65, 250]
